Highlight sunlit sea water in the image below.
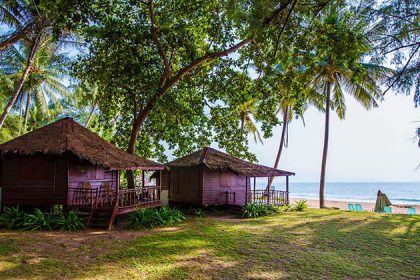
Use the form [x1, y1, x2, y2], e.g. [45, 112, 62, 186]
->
[257, 182, 420, 205]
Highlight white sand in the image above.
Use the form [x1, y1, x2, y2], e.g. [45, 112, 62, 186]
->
[290, 198, 419, 214]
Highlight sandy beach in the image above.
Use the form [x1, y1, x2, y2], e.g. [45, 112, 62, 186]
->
[290, 198, 419, 214]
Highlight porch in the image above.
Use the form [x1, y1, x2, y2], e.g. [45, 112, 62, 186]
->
[68, 185, 162, 213]
[67, 168, 163, 229]
[224, 175, 291, 206]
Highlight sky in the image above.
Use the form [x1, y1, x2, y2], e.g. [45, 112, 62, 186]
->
[243, 93, 420, 183]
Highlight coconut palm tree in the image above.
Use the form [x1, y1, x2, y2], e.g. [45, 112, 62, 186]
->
[308, 4, 391, 208]
[0, 0, 74, 130]
[0, 0, 35, 52]
[73, 82, 99, 128]
[265, 94, 302, 191]
[0, 39, 69, 133]
[237, 99, 263, 144]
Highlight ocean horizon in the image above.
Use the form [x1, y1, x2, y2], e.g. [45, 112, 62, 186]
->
[255, 181, 420, 205]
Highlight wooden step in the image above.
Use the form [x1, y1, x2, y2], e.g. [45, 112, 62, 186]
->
[87, 208, 114, 229]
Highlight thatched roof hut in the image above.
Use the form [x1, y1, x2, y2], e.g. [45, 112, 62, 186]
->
[167, 147, 294, 177]
[161, 147, 294, 207]
[0, 117, 164, 170]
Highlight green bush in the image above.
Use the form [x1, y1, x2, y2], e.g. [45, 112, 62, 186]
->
[193, 208, 206, 217]
[55, 211, 86, 231]
[279, 204, 292, 212]
[0, 207, 85, 231]
[0, 206, 25, 229]
[293, 200, 308, 212]
[129, 206, 186, 229]
[242, 203, 278, 218]
[23, 209, 58, 231]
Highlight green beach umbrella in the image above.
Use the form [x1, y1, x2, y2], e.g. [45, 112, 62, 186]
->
[374, 190, 392, 212]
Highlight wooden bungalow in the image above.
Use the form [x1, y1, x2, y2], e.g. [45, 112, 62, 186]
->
[0, 117, 164, 229]
[159, 147, 294, 207]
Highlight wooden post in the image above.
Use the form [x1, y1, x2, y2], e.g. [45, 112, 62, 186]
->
[245, 176, 248, 204]
[141, 170, 145, 188]
[253, 177, 256, 203]
[159, 170, 162, 200]
[286, 175, 289, 205]
[267, 177, 270, 204]
[116, 171, 120, 193]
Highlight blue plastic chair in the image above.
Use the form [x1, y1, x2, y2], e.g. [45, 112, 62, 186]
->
[348, 204, 355, 211]
[383, 206, 392, 214]
[355, 204, 363, 212]
[407, 208, 416, 215]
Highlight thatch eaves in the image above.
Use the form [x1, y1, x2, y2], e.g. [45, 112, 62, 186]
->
[0, 117, 164, 171]
[167, 147, 294, 177]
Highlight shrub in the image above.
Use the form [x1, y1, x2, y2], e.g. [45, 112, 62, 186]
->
[0, 206, 25, 229]
[129, 207, 185, 229]
[242, 203, 278, 218]
[193, 208, 205, 217]
[279, 204, 292, 212]
[1, 207, 85, 231]
[23, 209, 58, 231]
[242, 203, 259, 218]
[55, 210, 86, 231]
[293, 200, 308, 212]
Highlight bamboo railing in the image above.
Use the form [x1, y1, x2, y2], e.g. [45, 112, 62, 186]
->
[250, 189, 289, 205]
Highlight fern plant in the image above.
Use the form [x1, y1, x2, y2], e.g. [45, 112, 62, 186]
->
[129, 207, 185, 229]
[242, 203, 278, 218]
[0, 206, 25, 229]
[22, 209, 58, 231]
[55, 211, 85, 231]
[293, 200, 308, 212]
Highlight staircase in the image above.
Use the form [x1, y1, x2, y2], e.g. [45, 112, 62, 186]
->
[87, 208, 114, 229]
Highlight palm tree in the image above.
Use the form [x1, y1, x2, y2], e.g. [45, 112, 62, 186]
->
[237, 99, 263, 144]
[266, 94, 301, 191]
[0, 0, 35, 52]
[0, 0, 72, 130]
[308, 4, 390, 208]
[0, 40, 69, 133]
[73, 82, 99, 128]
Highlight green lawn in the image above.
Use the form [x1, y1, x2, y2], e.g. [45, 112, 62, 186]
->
[0, 209, 419, 279]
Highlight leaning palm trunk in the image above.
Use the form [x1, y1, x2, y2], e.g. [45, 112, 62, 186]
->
[85, 99, 98, 128]
[18, 94, 23, 135]
[22, 92, 31, 133]
[86, 101, 96, 128]
[319, 82, 331, 208]
[266, 107, 289, 192]
[0, 36, 40, 130]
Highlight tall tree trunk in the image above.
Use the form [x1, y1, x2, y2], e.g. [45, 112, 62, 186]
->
[126, 98, 157, 188]
[0, 37, 39, 130]
[320, 82, 331, 208]
[18, 94, 23, 135]
[266, 106, 289, 191]
[240, 113, 245, 144]
[23, 92, 31, 133]
[85, 99, 98, 128]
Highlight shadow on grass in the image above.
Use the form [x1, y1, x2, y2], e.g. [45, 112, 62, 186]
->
[0, 209, 418, 279]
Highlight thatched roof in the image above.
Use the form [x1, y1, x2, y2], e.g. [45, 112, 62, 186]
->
[0, 117, 164, 170]
[167, 147, 294, 177]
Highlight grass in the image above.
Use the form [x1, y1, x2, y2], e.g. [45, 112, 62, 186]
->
[0, 209, 419, 279]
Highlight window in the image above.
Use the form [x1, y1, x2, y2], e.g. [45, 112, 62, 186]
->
[20, 155, 53, 181]
[220, 172, 235, 187]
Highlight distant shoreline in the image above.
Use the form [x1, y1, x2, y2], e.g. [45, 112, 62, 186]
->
[289, 195, 420, 205]
[290, 198, 420, 214]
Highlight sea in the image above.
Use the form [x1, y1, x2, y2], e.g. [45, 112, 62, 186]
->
[256, 181, 420, 205]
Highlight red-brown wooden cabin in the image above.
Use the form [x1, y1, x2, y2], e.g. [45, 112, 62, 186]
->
[159, 147, 294, 207]
[0, 117, 165, 229]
